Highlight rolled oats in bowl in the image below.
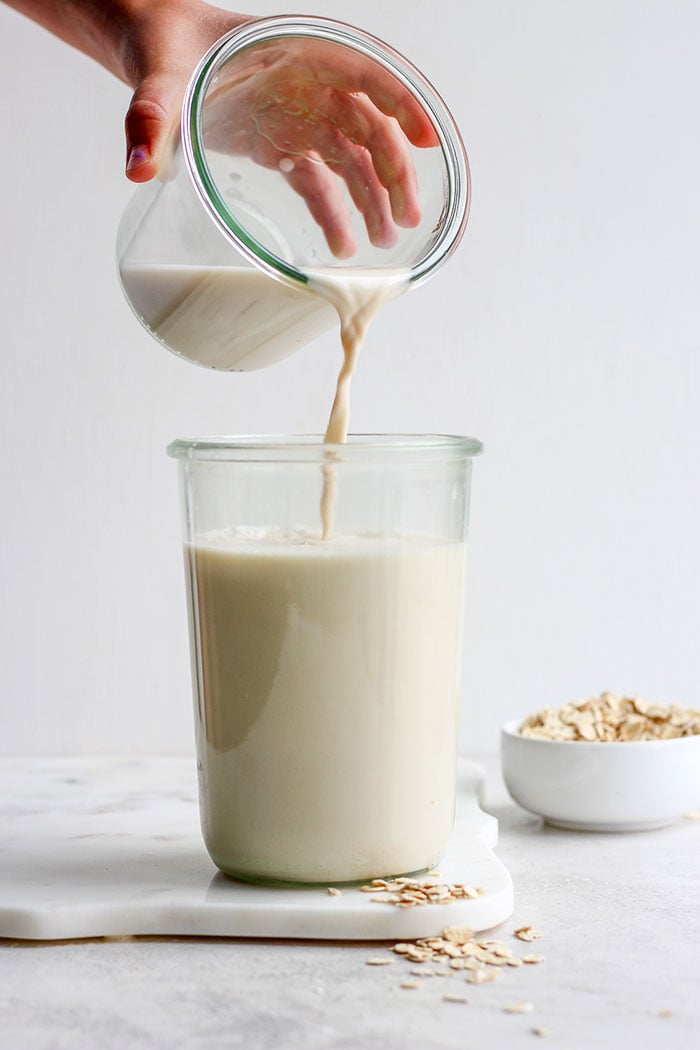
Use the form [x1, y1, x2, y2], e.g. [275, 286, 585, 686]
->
[518, 691, 700, 743]
[501, 692, 700, 831]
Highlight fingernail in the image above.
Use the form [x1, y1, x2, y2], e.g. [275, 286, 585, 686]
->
[126, 146, 148, 173]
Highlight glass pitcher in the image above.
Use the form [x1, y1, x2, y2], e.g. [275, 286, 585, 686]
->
[117, 16, 470, 371]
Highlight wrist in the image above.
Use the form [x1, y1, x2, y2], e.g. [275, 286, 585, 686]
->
[4, 0, 251, 85]
[116, 0, 252, 86]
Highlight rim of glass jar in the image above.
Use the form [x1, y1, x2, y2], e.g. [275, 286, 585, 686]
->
[181, 16, 470, 289]
[167, 434, 483, 463]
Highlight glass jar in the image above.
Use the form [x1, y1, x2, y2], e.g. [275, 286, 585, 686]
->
[168, 434, 483, 884]
[118, 17, 470, 371]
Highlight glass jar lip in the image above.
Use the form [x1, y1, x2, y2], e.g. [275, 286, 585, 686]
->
[181, 15, 470, 288]
[167, 433, 483, 462]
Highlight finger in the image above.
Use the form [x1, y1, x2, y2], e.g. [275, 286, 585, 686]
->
[242, 118, 397, 252]
[281, 156, 357, 259]
[219, 99, 405, 251]
[229, 127, 360, 257]
[248, 85, 421, 230]
[327, 142, 398, 249]
[307, 42, 440, 148]
[360, 75, 440, 150]
[327, 93, 422, 228]
[124, 74, 184, 182]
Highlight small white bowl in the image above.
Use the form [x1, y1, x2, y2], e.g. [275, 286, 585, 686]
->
[501, 719, 700, 831]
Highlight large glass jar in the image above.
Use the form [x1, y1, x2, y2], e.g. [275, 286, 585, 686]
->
[168, 434, 482, 884]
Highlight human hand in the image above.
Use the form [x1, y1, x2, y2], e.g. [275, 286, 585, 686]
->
[199, 34, 439, 257]
[5, 1, 439, 254]
[123, 5, 439, 257]
[121, 0, 251, 182]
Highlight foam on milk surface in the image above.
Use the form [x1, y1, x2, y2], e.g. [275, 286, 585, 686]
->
[198, 526, 429, 550]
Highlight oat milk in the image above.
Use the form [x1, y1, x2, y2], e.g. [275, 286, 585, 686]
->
[118, 264, 336, 370]
[188, 530, 466, 883]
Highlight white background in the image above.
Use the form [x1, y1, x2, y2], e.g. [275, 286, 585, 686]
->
[0, 0, 698, 756]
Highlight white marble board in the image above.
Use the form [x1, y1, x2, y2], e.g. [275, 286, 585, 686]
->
[0, 757, 513, 941]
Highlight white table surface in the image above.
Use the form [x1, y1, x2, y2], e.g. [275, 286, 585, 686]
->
[1, 755, 698, 1050]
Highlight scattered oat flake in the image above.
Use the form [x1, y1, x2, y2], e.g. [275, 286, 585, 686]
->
[443, 993, 469, 1003]
[365, 957, 392, 966]
[659, 1010, 673, 1018]
[326, 887, 342, 897]
[466, 966, 499, 984]
[440, 943, 463, 959]
[531, 1027, 549, 1037]
[360, 876, 484, 907]
[504, 1001, 535, 1014]
[405, 947, 431, 962]
[684, 811, 700, 821]
[481, 940, 513, 957]
[379, 925, 545, 997]
[443, 925, 475, 944]
[514, 926, 543, 942]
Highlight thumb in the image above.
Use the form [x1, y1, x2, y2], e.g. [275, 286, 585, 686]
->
[124, 74, 184, 182]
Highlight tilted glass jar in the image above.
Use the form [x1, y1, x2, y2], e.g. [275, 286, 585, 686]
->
[117, 16, 470, 371]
